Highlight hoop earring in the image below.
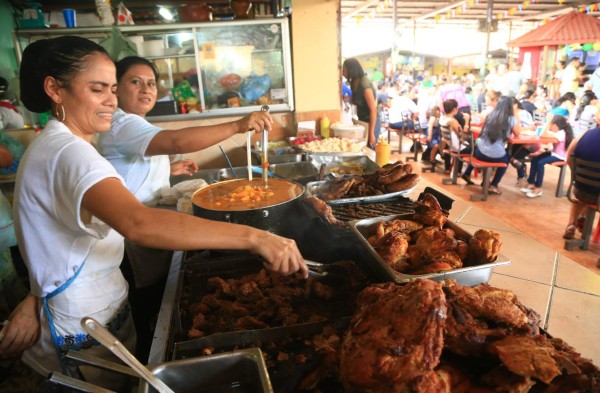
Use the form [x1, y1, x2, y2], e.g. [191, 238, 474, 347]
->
[55, 104, 66, 122]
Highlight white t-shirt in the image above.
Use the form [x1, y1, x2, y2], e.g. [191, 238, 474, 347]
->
[97, 108, 170, 206]
[14, 119, 125, 297]
[388, 96, 418, 124]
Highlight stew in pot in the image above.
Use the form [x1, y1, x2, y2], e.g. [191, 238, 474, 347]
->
[192, 179, 304, 211]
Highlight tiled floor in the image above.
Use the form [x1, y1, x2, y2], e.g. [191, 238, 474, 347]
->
[406, 142, 600, 366]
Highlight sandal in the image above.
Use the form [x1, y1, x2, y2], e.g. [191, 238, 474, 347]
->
[563, 224, 577, 240]
[488, 185, 502, 195]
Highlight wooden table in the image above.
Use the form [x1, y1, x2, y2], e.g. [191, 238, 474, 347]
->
[507, 134, 558, 156]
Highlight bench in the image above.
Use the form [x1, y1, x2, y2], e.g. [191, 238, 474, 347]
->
[404, 130, 427, 162]
[551, 161, 568, 197]
[462, 156, 508, 202]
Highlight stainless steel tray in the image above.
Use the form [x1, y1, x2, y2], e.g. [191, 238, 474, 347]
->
[306, 179, 418, 205]
[348, 214, 511, 286]
[251, 150, 307, 165]
[140, 348, 273, 393]
[268, 161, 319, 181]
[309, 155, 379, 177]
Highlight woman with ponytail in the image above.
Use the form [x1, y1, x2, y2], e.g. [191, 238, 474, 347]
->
[4, 36, 306, 389]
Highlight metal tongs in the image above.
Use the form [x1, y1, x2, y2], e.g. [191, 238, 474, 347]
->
[304, 259, 329, 276]
[260, 105, 270, 188]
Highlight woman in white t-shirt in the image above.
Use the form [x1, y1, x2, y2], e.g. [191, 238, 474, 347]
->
[97, 57, 280, 360]
[2, 37, 306, 388]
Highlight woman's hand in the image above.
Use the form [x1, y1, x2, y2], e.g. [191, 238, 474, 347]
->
[239, 111, 273, 134]
[250, 231, 308, 279]
[170, 159, 198, 177]
[0, 293, 40, 359]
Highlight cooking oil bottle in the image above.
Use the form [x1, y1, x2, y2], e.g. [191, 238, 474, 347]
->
[375, 136, 390, 167]
[320, 116, 330, 138]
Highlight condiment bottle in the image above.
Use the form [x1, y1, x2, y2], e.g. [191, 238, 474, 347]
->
[320, 116, 330, 138]
[375, 136, 390, 167]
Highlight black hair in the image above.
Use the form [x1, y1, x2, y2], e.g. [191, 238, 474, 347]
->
[443, 99, 458, 114]
[482, 96, 515, 144]
[522, 90, 535, 100]
[343, 58, 365, 82]
[116, 56, 159, 82]
[20, 36, 110, 113]
[465, 86, 472, 94]
[554, 92, 576, 108]
[551, 115, 573, 149]
[574, 90, 597, 121]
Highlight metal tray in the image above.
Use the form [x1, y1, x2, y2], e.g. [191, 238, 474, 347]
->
[251, 150, 307, 166]
[348, 214, 511, 286]
[173, 253, 373, 344]
[309, 155, 379, 177]
[268, 161, 319, 181]
[140, 348, 273, 393]
[306, 179, 418, 205]
[173, 319, 349, 393]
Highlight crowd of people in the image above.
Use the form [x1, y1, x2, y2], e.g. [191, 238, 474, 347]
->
[342, 56, 600, 247]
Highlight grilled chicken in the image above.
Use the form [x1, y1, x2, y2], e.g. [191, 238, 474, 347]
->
[413, 193, 449, 228]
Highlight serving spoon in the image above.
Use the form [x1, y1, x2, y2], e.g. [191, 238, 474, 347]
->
[81, 317, 175, 393]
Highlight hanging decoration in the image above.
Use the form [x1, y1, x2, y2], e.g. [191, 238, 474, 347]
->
[430, 0, 600, 24]
[582, 43, 594, 51]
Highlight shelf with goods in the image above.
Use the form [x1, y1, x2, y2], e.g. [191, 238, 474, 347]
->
[14, 17, 294, 122]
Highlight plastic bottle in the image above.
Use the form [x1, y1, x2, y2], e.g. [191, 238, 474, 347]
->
[320, 116, 330, 138]
[375, 136, 390, 167]
[96, 0, 115, 26]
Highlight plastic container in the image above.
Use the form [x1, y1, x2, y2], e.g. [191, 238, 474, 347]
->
[330, 122, 365, 139]
[375, 137, 390, 166]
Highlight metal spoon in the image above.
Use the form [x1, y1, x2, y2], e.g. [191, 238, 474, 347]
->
[81, 317, 175, 393]
[260, 105, 270, 188]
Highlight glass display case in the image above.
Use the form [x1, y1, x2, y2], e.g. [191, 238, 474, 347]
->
[14, 18, 294, 122]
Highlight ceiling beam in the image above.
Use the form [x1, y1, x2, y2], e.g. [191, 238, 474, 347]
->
[398, 0, 468, 27]
[509, 2, 589, 22]
[342, 0, 380, 19]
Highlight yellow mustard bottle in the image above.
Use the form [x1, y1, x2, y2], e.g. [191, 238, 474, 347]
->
[375, 136, 390, 167]
[320, 116, 330, 138]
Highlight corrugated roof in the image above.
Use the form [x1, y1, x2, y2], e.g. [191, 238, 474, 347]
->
[509, 12, 600, 47]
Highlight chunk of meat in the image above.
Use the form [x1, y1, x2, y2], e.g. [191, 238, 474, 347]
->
[372, 231, 411, 268]
[442, 279, 541, 357]
[412, 193, 449, 228]
[468, 229, 502, 265]
[489, 335, 574, 385]
[303, 196, 344, 227]
[340, 280, 447, 392]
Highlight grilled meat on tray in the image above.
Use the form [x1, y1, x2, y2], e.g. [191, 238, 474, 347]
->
[314, 160, 420, 201]
[365, 193, 503, 275]
[184, 261, 368, 339]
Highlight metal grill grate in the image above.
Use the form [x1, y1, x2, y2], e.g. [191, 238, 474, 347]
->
[330, 197, 415, 222]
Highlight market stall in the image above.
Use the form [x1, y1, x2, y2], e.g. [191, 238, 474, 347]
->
[508, 12, 600, 89]
[139, 146, 600, 392]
